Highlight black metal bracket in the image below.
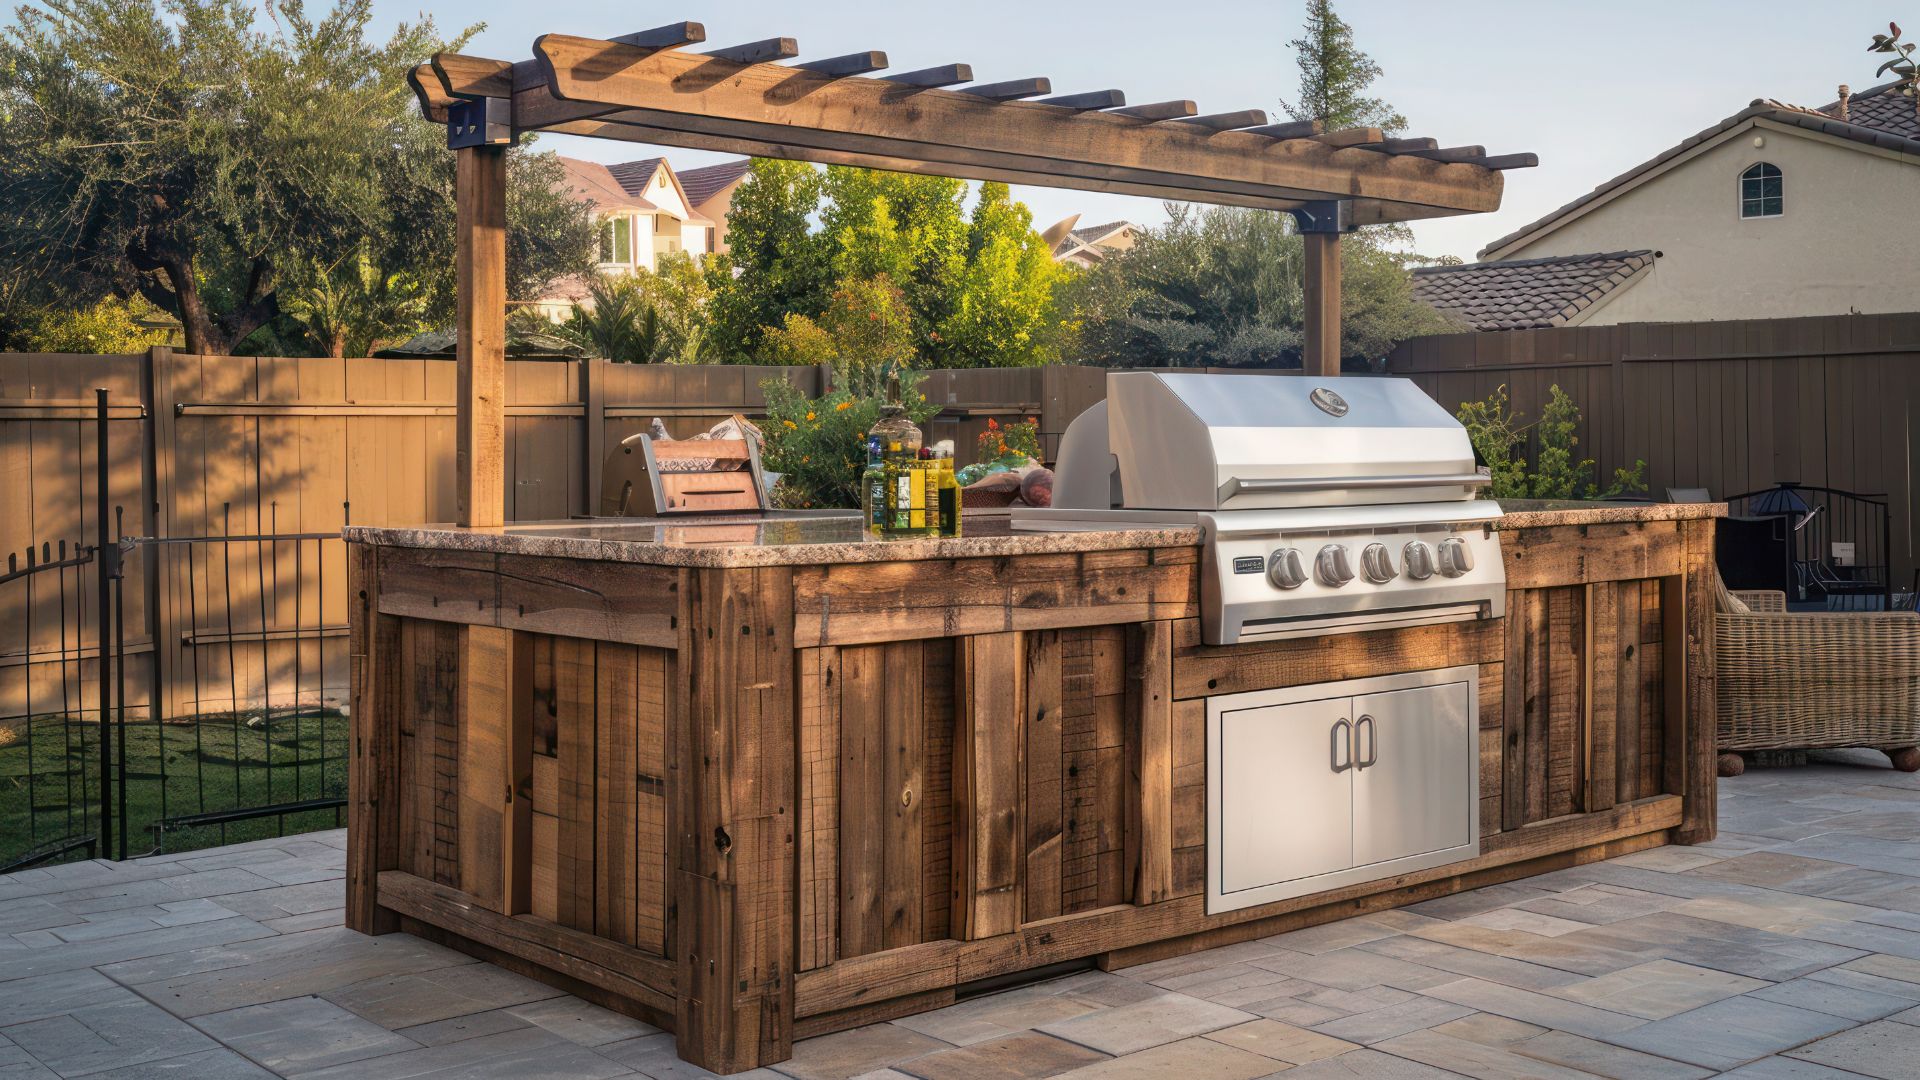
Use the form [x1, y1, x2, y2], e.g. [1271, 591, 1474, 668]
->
[447, 97, 517, 150]
[1288, 200, 1355, 234]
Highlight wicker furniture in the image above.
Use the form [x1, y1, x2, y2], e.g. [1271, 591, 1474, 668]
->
[1717, 582, 1920, 775]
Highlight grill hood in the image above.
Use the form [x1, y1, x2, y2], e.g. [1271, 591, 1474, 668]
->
[1053, 373, 1485, 512]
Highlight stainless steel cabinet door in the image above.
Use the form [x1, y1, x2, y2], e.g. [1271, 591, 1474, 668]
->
[1351, 682, 1473, 868]
[1217, 696, 1354, 895]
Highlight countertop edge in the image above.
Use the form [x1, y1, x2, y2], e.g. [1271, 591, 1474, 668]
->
[342, 523, 1206, 568]
[343, 503, 1722, 566]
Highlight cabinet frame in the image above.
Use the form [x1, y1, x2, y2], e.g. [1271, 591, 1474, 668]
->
[1206, 664, 1480, 914]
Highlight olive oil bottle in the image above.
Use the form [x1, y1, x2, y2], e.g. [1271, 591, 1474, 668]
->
[866, 373, 931, 539]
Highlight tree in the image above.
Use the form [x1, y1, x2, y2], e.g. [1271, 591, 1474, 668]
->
[0, 0, 595, 355]
[545, 275, 665, 364]
[704, 159, 830, 359]
[933, 183, 1068, 367]
[1280, 0, 1407, 135]
[1061, 203, 1450, 369]
[763, 275, 916, 396]
[282, 244, 429, 357]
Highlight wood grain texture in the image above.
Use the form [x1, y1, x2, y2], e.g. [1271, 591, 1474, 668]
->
[1303, 233, 1342, 378]
[1126, 621, 1175, 905]
[1673, 518, 1719, 844]
[797, 647, 839, 971]
[796, 795, 1682, 1019]
[1501, 520, 1682, 590]
[1173, 616, 1502, 700]
[347, 547, 401, 934]
[596, 642, 639, 946]
[497, 555, 680, 647]
[953, 632, 1024, 940]
[524, 36, 1505, 221]
[454, 626, 529, 914]
[792, 548, 1197, 647]
[1023, 631, 1063, 924]
[456, 145, 508, 528]
[674, 566, 797, 1073]
[553, 636, 597, 932]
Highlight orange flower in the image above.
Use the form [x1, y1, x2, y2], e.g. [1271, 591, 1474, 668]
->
[782, 420, 797, 429]
[806, 410, 817, 421]
[834, 401, 852, 411]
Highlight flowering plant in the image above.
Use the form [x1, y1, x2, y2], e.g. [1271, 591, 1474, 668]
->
[976, 417, 1042, 468]
[760, 372, 939, 509]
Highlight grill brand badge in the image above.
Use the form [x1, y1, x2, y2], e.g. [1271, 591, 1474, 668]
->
[1310, 387, 1349, 417]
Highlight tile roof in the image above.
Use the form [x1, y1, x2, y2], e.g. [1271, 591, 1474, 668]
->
[1052, 220, 1138, 259]
[677, 159, 753, 205]
[1411, 250, 1657, 331]
[559, 157, 659, 213]
[1819, 79, 1920, 142]
[605, 157, 665, 197]
[1479, 82, 1920, 258]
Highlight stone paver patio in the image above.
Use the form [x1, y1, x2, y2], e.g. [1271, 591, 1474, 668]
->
[5, 751, 1920, 1078]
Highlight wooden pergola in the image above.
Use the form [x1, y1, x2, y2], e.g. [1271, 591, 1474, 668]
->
[408, 21, 1532, 528]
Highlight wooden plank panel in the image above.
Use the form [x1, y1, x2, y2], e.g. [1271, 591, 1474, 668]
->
[1023, 631, 1063, 924]
[797, 646, 839, 971]
[1545, 587, 1584, 820]
[837, 644, 886, 958]
[793, 550, 1197, 647]
[1174, 617, 1502, 699]
[346, 547, 402, 934]
[1170, 698, 1206, 898]
[1502, 608, 1526, 833]
[1586, 583, 1618, 814]
[635, 646, 669, 956]
[1613, 582, 1644, 804]
[881, 641, 925, 952]
[496, 555, 679, 647]
[596, 642, 639, 947]
[920, 641, 955, 942]
[457, 624, 528, 914]
[673, 566, 797, 1073]
[954, 631, 1024, 940]
[1522, 590, 1550, 825]
[1502, 520, 1682, 590]
[377, 547, 500, 624]
[1127, 622, 1175, 905]
[554, 635, 597, 932]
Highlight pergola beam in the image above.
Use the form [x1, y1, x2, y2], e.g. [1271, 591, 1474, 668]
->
[518, 37, 1504, 217]
[795, 51, 888, 77]
[884, 63, 973, 88]
[610, 22, 706, 50]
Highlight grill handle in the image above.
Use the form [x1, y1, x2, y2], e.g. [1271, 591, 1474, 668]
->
[1220, 473, 1490, 499]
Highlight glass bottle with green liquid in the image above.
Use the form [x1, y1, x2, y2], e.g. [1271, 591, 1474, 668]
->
[864, 374, 934, 538]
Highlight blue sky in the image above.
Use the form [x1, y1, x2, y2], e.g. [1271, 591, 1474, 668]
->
[44, 0, 1915, 259]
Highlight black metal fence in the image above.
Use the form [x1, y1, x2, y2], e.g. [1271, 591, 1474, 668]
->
[1, 390, 348, 871]
[1721, 483, 1895, 611]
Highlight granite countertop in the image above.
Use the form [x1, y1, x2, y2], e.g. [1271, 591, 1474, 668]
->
[1493, 499, 1727, 529]
[345, 501, 1721, 568]
[344, 511, 1204, 569]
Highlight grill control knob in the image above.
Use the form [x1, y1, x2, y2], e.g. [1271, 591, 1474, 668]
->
[1437, 536, 1475, 577]
[1316, 544, 1355, 587]
[1403, 541, 1436, 580]
[1267, 548, 1308, 590]
[1360, 543, 1398, 584]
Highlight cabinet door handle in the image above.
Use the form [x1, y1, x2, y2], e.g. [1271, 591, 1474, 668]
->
[1331, 718, 1353, 773]
[1355, 714, 1378, 770]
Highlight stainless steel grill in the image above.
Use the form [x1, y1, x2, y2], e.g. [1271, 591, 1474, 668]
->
[1013, 373, 1506, 644]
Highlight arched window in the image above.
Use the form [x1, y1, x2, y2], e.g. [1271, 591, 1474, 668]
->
[1740, 163, 1782, 219]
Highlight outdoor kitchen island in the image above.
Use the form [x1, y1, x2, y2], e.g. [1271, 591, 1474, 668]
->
[342, 499, 1722, 1075]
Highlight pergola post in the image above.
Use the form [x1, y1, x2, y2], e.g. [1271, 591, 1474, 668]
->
[1292, 200, 1354, 378]
[455, 143, 508, 528]
[1302, 233, 1342, 377]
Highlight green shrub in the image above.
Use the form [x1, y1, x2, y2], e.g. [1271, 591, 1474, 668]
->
[760, 371, 938, 509]
[1456, 383, 1647, 501]
[19, 296, 170, 353]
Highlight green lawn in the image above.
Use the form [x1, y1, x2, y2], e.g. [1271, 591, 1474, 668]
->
[1, 710, 347, 869]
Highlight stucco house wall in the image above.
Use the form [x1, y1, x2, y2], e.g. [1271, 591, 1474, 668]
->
[1495, 120, 1920, 324]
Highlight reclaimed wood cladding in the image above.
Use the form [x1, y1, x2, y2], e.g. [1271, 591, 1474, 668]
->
[790, 547, 1198, 647]
[521, 633, 672, 956]
[1494, 575, 1666, 833]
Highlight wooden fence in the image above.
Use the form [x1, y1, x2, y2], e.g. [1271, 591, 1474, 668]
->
[10, 312, 1919, 719]
[0, 350, 1106, 720]
[1386, 311, 1920, 591]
